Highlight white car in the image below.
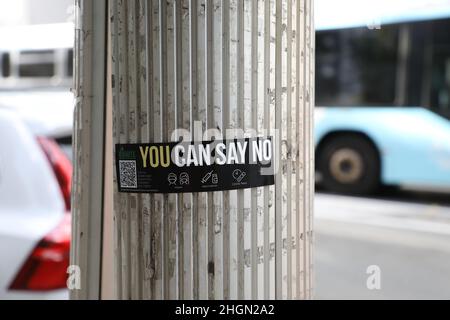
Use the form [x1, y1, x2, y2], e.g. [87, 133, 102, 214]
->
[0, 108, 71, 299]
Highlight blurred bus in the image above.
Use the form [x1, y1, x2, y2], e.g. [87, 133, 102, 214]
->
[315, 0, 450, 194]
[0, 22, 74, 155]
[0, 22, 73, 90]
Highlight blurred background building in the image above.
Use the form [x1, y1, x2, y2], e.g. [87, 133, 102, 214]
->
[0, 0, 73, 26]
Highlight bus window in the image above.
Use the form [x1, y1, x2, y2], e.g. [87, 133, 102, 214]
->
[316, 25, 399, 106]
[405, 21, 430, 108]
[67, 49, 73, 77]
[18, 50, 55, 78]
[429, 19, 450, 119]
[1, 52, 10, 77]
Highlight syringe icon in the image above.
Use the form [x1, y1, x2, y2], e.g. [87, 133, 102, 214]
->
[201, 170, 214, 184]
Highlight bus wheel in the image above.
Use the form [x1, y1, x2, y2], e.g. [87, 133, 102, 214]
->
[318, 135, 380, 194]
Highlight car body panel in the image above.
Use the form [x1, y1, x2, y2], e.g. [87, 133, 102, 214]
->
[0, 90, 74, 139]
[315, 107, 450, 189]
[0, 110, 65, 299]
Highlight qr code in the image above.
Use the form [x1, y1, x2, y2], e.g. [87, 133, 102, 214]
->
[119, 160, 137, 188]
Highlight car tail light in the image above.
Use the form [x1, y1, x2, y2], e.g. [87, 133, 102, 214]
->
[37, 137, 72, 211]
[9, 214, 71, 291]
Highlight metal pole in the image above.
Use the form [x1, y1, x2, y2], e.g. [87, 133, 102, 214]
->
[70, 0, 107, 300]
[72, 0, 314, 300]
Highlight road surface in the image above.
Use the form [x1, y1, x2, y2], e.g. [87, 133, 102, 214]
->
[314, 191, 450, 299]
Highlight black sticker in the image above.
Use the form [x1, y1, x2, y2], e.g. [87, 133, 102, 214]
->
[116, 137, 274, 194]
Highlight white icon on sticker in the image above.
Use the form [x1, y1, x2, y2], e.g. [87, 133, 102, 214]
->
[180, 172, 189, 185]
[201, 170, 214, 184]
[168, 173, 177, 185]
[232, 169, 246, 182]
